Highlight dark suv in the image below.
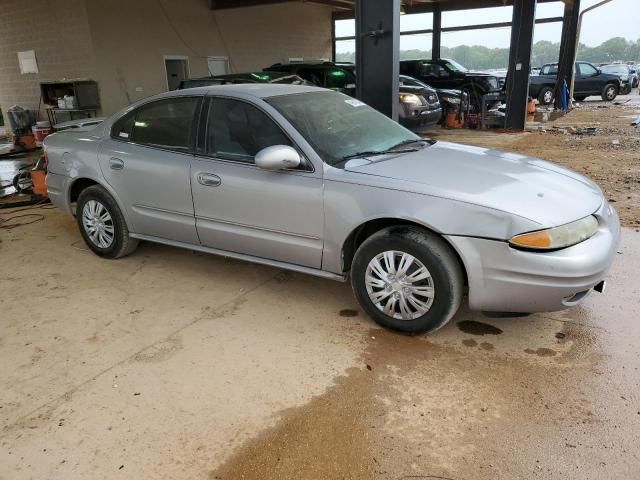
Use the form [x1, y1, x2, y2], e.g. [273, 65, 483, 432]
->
[400, 58, 501, 108]
[265, 61, 442, 131]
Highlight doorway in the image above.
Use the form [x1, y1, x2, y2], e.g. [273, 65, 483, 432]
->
[164, 56, 190, 91]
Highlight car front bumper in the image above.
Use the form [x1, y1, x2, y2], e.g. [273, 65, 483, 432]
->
[399, 105, 442, 131]
[445, 201, 620, 313]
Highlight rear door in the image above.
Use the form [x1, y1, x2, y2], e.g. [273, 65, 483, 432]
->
[190, 96, 324, 268]
[98, 96, 201, 244]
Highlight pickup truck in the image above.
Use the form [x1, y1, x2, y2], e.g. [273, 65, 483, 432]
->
[400, 58, 501, 109]
[529, 61, 622, 104]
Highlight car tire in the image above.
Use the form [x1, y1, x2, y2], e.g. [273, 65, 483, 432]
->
[76, 185, 138, 259]
[601, 83, 618, 101]
[538, 86, 554, 105]
[573, 95, 586, 102]
[351, 226, 464, 334]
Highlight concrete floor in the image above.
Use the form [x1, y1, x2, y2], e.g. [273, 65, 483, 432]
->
[1, 209, 639, 479]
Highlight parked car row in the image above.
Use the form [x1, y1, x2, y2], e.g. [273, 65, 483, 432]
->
[265, 61, 444, 131]
[179, 61, 471, 132]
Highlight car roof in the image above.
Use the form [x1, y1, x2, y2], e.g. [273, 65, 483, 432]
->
[164, 83, 326, 99]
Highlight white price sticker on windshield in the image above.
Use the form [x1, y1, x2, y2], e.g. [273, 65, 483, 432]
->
[345, 99, 365, 107]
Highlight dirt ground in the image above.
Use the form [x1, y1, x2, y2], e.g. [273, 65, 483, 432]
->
[1, 95, 639, 480]
[429, 93, 640, 228]
[1, 208, 638, 480]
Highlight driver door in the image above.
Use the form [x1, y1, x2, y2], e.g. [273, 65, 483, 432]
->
[190, 96, 324, 268]
[575, 62, 599, 95]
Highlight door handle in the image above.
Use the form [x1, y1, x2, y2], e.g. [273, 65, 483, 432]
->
[109, 157, 124, 170]
[197, 172, 221, 187]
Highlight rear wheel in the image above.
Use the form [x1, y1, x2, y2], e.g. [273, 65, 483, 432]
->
[538, 86, 554, 105]
[601, 83, 618, 101]
[76, 185, 138, 259]
[351, 226, 464, 334]
[573, 95, 586, 102]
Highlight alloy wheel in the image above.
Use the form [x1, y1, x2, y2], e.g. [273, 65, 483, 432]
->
[364, 250, 435, 320]
[82, 200, 115, 248]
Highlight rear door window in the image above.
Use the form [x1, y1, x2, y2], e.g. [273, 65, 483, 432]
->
[118, 97, 200, 152]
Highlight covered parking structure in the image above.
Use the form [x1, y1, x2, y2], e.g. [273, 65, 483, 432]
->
[211, 0, 582, 130]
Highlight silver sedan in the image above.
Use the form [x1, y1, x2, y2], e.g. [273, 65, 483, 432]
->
[44, 85, 620, 333]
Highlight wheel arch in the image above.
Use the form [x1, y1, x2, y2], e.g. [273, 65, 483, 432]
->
[69, 177, 99, 205]
[67, 177, 133, 230]
[340, 217, 468, 286]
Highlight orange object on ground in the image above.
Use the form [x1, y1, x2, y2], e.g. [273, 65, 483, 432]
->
[31, 170, 47, 196]
[444, 112, 464, 128]
[13, 134, 37, 151]
[527, 99, 536, 114]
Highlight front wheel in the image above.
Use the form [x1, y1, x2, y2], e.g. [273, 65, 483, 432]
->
[538, 86, 554, 105]
[351, 226, 464, 334]
[601, 83, 618, 101]
[76, 185, 138, 259]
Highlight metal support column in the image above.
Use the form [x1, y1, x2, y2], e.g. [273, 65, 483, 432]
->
[504, 0, 537, 130]
[432, 5, 442, 60]
[355, 0, 400, 120]
[554, 0, 581, 109]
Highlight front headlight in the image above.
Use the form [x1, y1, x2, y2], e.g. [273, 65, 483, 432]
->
[509, 215, 599, 251]
[400, 93, 422, 105]
[441, 96, 461, 105]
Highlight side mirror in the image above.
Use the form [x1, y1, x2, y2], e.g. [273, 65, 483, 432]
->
[255, 145, 301, 170]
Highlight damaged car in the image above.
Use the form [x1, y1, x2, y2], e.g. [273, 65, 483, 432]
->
[44, 85, 620, 334]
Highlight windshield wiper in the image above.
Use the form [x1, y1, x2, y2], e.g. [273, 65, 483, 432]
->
[386, 139, 428, 150]
[339, 139, 434, 164]
[341, 150, 391, 161]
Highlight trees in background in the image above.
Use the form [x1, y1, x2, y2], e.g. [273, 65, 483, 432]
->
[336, 37, 640, 68]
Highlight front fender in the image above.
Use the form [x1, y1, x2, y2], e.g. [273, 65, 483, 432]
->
[321, 177, 539, 274]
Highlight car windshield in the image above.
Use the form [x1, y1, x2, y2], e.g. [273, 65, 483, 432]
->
[266, 91, 422, 167]
[444, 59, 468, 73]
[400, 76, 429, 88]
[602, 65, 628, 75]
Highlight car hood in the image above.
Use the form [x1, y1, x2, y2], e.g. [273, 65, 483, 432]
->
[400, 84, 437, 95]
[344, 141, 603, 228]
[465, 71, 497, 78]
[436, 88, 462, 97]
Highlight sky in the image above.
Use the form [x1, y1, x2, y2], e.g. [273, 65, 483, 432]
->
[335, 0, 639, 52]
